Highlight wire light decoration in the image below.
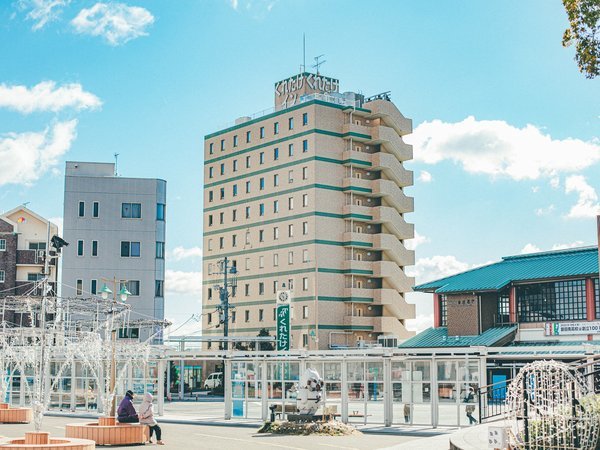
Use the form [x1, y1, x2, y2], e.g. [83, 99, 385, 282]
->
[505, 360, 600, 450]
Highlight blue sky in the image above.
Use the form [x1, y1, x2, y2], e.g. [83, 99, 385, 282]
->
[0, 0, 598, 333]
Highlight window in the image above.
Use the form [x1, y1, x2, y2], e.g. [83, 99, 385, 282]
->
[233, 184, 238, 197]
[233, 135, 238, 147]
[260, 126, 265, 139]
[118, 328, 139, 339]
[244, 284, 250, 296]
[156, 241, 165, 259]
[595, 278, 600, 320]
[289, 117, 294, 130]
[273, 227, 279, 240]
[78, 201, 85, 217]
[245, 310, 250, 322]
[245, 206, 250, 219]
[232, 311, 236, 323]
[219, 237, 224, 249]
[155, 280, 164, 297]
[91, 279, 97, 294]
[208, 313, 212, 323]
[91, 240, 98, 257]
[121, 241, 141, 257]
[259, 282, 264, 295]
[288, 144, 294, 156]
[303, 194, 308, 207]
[208, 214, 213, 226]
[259, 255, 264, 268]
[274, 148, 279, 160]
[0, 239, 5, 251]
[243, 258, 250, 270]
[259, 229, 264, 242]
[440, 295, 448, 326]
[232, 235, 237, 247]
[220, 163, 225, 175]
[273, 308, 277, 320]
[157, 203, 166, 221]
[259, 309, 264, 322]
[29, 242, 46, 251]
[76, 279, 83, 296]
[245, 231, 250, 245]
[273, 253, 279, 266]
[288, 170, 294, 183]
[288, 224, 294, 237]
[303, 277, 308, 291]
[260, 152, 265, 164]
[303, 334, 308, 347]
[0, 270, 4, 283]
[246, 130, 251, 143]
[232, 209, 237, 222]
[517, 280, 587, 322]
[302, 113, 308, 126]
[125, 280, 140, 296]
[220, 188, 225, 200]
[209, 142, 214, 154]
[274, 174, 279, 186]
[274, 122, 279, 135]
[288, 251, 294, 265]
[288, 279, 294, 290]
[92, 201, 99, 218]
[273, 200, 279, 213]
[259, 203, 265, 216]
[303, 305, 309, 319]
[219, 212, 224, 224]
[246, 155, 251, 168]
[122, 203, 141, 219]
[303, 221, 308, 235]
[220, 139, 225, 151]
[260, 177, 265, 190]
[233, 160, 238, 172]
[302, 140, 308, 152]
[209, 191, 214, 202]
[208, 239, 213, 251]
[289, 197, 294, 210]
[209, 167, 214, 178]
[77, 240, 84, 256]
[497, 291, 510, 324]
[28, 273, 43, 281]
[303, 249, 308, 262]
[246, 181, 251, 193]
[208, 287, 213, 300]
[302, 166, 308, 179]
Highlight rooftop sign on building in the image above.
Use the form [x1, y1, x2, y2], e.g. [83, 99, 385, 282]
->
[274, 72, 339, 107]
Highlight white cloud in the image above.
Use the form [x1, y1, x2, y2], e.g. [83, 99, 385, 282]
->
[550, 177, 560, 189]
[0, 81, 102, 114]
[407, 255, 471, 284]
[534, 204, 555, 216]
[18, 0, 70, 30]
[531, 186, 539, 193]
[417, 170, 432, 183]
[552, 241, 585, 250]
[0, 120, 77, 186]
[405, 313, 434, 333]
[227, 0, 278, 18]
[71, 2, 154, 46]
[406, 116, 600, 180]
[565, 175, 600, 219]
[229, 0, 239, 9]
[405, 231, 430, 251]
[165, 270, 202, 296]
[521, 243, 541, 254]
[168, 246, 203, 261]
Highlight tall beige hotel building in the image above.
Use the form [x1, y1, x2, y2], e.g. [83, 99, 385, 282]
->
[203, 72, 415, 349]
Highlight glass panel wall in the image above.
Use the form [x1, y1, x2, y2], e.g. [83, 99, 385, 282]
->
[517, 279, 587, 322]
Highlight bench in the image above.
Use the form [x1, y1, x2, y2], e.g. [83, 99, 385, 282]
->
[269, 404, 297, 420]
[65, 418, 149, 446]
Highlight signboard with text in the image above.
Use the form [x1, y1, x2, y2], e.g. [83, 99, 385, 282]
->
[276, 290, 292, 350]
[545, 321, 600, 336]
[274, 72, 340, 107]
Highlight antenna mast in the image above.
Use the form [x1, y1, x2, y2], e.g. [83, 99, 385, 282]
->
[303, 33, 306, 73]
[313, 54, 326, 75]
[114, 153, 119, 177]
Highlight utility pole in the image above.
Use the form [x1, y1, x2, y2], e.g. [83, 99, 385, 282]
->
[214, 257, 237, 350]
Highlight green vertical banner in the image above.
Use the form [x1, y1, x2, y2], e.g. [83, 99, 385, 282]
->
[276, 304, 290, 351]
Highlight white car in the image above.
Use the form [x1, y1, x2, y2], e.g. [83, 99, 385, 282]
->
[204, 372, 223, 390]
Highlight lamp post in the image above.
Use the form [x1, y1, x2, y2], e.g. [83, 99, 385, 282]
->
[212, 257, 238, 351]
[100, 278, 131, 417]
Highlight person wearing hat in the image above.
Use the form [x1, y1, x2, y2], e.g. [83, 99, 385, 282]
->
[117, 390, 139, 423]
[139, 393, 164, 445]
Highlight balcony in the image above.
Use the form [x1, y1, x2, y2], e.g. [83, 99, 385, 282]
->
[342, 177, 373, 193]
[372, 206, 414, 240]
[372, 179, 414, 213]
[372, 233, 415, 266]
[342, 232, 374, 247]
[343, 314, 376, 328]
[342, 260, 374, 274]
[368, 125, 412, 162]
[343, 287, 416, 320]
[371, 152, 413, 187]
[16, 250, 45, 265]
[373, 261, 414, 293]
[342, 150, 373, 167]
[342, 204, 375, 220]
[374, 316, 414, 339]
[364, 99, 413, 136]
[341, 123, 372, 141]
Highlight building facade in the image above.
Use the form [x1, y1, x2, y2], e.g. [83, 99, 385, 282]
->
[203, 73, 416, 349]
[62, 162, 166, 341]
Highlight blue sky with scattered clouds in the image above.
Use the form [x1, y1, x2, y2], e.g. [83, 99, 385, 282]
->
[0, 0, 598, 334]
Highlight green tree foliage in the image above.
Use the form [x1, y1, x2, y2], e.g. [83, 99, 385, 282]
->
[562, 0, 600, 78]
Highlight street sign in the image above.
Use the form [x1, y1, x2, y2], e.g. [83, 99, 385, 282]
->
[276, 290, 291, 350]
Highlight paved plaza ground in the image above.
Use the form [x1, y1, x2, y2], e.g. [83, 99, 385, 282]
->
[0, 416, 449, 449]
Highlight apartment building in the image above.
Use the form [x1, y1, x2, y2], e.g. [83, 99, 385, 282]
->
[203, 72, 416, 349]
[0, 206, 59, 325]
[61, 162, 166, 341]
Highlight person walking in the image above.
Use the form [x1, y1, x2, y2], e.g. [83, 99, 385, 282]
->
[139, 393, 164, 445]
[117, 390, 139, 423]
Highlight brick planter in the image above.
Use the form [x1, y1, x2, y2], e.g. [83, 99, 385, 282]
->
[65, 419, 148, 446]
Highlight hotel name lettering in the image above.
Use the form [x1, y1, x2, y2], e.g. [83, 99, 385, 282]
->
[275, 73, 340, 106]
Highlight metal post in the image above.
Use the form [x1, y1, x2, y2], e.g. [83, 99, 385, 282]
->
[341, 358, 348, 423]
[179, 359, 184, 400]
[431, 356, 438, 428]
[165, 360, 171, 402]
[110, 328, 116, 416]
[221, 257, 229, 351]
[261, 358, 268, 421]
[157, 360, 165, 416]
[70, 358, 76, 411]
[523, 375, 529, 450]
[383, 356, 392, 427]
[224, 358, 232, 420]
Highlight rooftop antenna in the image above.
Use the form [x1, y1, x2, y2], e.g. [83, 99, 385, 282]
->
[302, 33, 306, 73]
[313, 54, 325, 75]
[22, 202, 30, 208]
[114, 153, 119, 177]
